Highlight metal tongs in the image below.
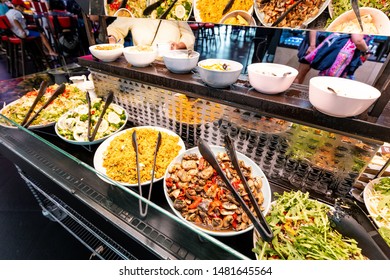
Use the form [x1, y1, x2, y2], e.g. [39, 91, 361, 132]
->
[132, 130, 162, 217]
[351, 0, 364, 32]
[271, 0, 303, 27]
[23, 83, 66, 129]
[87, 91, 114, 142]
[198, 137, 274, 242]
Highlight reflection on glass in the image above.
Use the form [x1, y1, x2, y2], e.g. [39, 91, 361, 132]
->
[83, 15, 390, 86]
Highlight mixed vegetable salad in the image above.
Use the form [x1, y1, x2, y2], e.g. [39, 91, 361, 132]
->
[56, 98, 127, 143]
[0, 84, 85, 128]
[253, 191, 365, 260]
[366, 177, 390, 246]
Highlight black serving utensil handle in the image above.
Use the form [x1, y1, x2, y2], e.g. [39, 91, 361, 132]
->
[86, 91, 92, 141]
[198, 138, 273, 242]
[88, 91, 114, 142]
[119, 0, 127, 9]
[20, 80, 48, 126]
[327, 209, 388, 260]
[159, 0, 178, 19]
[222, 0, 235, 15]
[224, 135, 274, 241]
[271, 0, 303, 27]
[23, 83, 66, 129]
[143, 0, 164, 16]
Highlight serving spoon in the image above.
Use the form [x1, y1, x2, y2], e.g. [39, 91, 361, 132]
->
[88, 91, 114, 142]
[23, 83, 66, 129]
[351, 0, 364, 32]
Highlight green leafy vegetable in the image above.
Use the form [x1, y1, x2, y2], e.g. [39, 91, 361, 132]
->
[253, 191, 365, 260]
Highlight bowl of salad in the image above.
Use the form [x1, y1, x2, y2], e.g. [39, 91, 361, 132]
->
[55, 98, 128, 145]
[363, 176, 390, 247]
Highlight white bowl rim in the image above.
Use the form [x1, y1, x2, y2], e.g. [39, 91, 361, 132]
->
[163, 50, 200, 59]
[198, 59, 243, 72]
[89, 43, 124, 51]
[113, 8, 134, 17]
[123, 46, 157, 53]
[310, 76, 381, 100]
[248, 63, 298, 75]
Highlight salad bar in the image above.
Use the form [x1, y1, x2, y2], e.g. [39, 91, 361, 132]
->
[0, 0, 389, 260]
[1, 55, 390, 259]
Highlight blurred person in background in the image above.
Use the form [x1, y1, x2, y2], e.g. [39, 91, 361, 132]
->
[107, 17, 195, 51]
[295, 32, 371, 83]
[6, 0, 58, 56]
[0, 0, 10, 15]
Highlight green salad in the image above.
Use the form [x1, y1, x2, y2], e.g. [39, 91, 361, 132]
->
[56, 98, 127, 143]
[253, 191, 365, 260]
[151, 0, 192, 20]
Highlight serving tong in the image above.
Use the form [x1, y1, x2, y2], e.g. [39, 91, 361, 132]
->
[86, 91, 114, 142]
[327, 199, 388, 260]
[20, 80, 48, 127]
[132, 130, 162, 217]
[271, 0, 304, 27]
[198, 137, 274, 242]
[22, 83, 66, 129]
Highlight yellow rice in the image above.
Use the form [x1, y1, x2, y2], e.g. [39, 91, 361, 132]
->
[102, 128, 182, 184]
[196, 0, 253, 23]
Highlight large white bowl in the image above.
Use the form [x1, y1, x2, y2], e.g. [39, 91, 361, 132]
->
[89, 43, 124, 62]
[123, 46, 158, 67]
[163, 145, 271, 237]
[220, 10, 256, 26]
[197, 59, 243, 88]
[309, 76, 381, 118]
[248, 63, 298, 94]
[327, 7, 390, 35]
[94, 126, 186, 187]
[163, 50, 200, 74]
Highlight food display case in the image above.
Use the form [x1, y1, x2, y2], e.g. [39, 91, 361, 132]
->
[1, 0, 390, 260]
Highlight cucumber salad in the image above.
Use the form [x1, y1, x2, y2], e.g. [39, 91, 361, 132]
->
[56, 98, 127, 144]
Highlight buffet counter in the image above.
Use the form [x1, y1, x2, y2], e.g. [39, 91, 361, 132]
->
[1, 60, 390, 259]
[78, 55, 390, 143]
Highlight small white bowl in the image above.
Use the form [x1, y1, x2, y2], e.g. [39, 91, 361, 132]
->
[123, 45, 158, 67]
[309, 76, 381, 118]
[248, 63, 298, 94]
[197, 59, 243, 88]
[163, 50, 200, 74]
[220, 10, 256, 26]
[327, 7, 390, 35]
[89, 43, 124, 62]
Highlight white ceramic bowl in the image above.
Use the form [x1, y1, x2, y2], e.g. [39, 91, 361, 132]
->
[123, 46, 158, 67]
[220, 10, 256, 26]
[248, 63, 298, 94]
[89, 43, 124, 62]
[163, 50, 200, 74]
[327, 7, 390, 35]
[197, 59, 243, 88]
[309, 76, 381, 118]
